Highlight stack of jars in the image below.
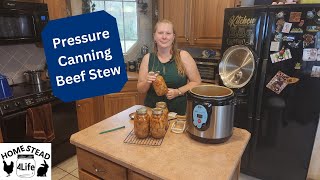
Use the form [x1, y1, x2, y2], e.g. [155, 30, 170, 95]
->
[133, 102, 169, 139]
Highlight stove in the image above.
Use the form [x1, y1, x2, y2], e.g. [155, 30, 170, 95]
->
[0, 82, 56, 116]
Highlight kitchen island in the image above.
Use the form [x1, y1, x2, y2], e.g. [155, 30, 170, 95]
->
[70, 105, 250, 180]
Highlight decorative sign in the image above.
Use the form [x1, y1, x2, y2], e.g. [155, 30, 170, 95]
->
[226, 15, 257, 46]
[42, 11, 128, 102]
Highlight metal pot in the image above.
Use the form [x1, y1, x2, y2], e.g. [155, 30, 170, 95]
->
[186, 45, 256, 144]
[186, 85, 235, 143]
[24, 70, 44, 85]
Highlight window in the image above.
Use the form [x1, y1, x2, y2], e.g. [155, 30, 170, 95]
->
[92, 0, 138, 53]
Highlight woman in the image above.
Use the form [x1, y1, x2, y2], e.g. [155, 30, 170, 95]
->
[137, 19, 201, 115]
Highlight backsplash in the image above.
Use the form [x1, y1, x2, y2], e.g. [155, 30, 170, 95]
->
[0, 44, 46, 85]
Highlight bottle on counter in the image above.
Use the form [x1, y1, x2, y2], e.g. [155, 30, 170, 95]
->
[156, 101, 169, 130]
[151, 71, 168, 96]
[150, 108, 166, 139]
[134, 107, 150, 139]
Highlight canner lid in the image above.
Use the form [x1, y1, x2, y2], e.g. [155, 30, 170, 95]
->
[219, 45, 256, 89]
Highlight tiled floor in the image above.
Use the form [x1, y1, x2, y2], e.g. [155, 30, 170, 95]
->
[52, 156, 79, 180]
[52, 156, 260, 180]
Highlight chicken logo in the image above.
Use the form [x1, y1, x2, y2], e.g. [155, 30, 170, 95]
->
[2, 160, 14, 177]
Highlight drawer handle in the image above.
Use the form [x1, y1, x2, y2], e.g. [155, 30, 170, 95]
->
[92, 165, 106, 173]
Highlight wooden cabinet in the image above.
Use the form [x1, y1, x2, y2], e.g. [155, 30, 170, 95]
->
[44, 0, 68, 20]
[76, 75, 146, 129]
[158, 0, 236, 48]
[77, 148, 151, 180]
[77, 148, 127, 179]
[78, 169, 101, 180]
[76, 96, 104, 130]
[104, 92, 139, 118]
[104, 80, 146, 118]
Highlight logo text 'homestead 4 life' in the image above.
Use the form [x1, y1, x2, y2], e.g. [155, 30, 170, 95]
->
[0, 143, 51, 180]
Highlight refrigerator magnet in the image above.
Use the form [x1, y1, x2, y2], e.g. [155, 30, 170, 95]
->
[315, 32, 320, 48]
[270, 48, 292, 63]
[276, 11, 285, 19]
[266, 71, 290, 94]
[307, 10, 315, 19]
[317, 49, 320, 60]
[311, 66, 320, 77]
[298, 20, 305, 27]
[288, 40, 301, 48]
[274, 33, 283, 42]
[303, 34, 315, 47]
[290, 27, 303, 33]
[289, 12, 302, 22]
[306, 26, 319, 32]
[270, 41, 281, 51]
[282, 35, 295, 41]
[302, 48, 317, 61]
[282, 22, 292, 33]
[286, 77, 299, 84]
[294, 62, 301, 70]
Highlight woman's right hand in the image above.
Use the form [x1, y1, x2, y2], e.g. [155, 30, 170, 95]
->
[147, 71, 157, 84]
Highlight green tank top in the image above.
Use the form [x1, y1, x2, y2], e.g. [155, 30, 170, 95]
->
[144, 52, 187, 115]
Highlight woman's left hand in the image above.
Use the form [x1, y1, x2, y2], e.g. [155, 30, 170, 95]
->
[166, 88, 179, 100]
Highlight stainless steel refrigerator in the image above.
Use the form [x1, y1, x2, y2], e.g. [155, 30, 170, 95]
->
[221, 4, 320, 180]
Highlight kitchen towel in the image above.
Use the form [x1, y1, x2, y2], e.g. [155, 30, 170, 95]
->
[26, 103, 55, 142]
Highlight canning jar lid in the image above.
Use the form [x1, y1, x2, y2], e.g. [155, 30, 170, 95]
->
[156, 101, 167, 108]
[136, 107, 147, 115]
[152, 108, 163, 115]
[219, 45, 255, 89]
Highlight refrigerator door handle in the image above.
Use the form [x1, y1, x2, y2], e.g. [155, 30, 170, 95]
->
[255, 58, 268, 121]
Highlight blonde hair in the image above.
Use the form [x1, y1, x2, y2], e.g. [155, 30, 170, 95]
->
[153, 19, 186, 76]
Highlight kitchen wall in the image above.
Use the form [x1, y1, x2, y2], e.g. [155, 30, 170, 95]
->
[0, 44, 46, 84]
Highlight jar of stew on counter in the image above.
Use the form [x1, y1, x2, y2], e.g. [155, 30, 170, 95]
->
[156, 101, 169, 130]
[150, 108, 166, 139]
[134, 107, 150, 139]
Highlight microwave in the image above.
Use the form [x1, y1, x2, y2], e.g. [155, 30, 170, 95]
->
[0, 0, 49, 45]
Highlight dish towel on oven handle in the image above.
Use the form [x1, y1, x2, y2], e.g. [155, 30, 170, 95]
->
[26, 103, 55, 142]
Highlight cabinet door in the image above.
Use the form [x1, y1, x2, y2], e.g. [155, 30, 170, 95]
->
[44, 0, 68, 20]
[191, 0, 235, 48]
[158, 0, 191, 44]
[104, 92, 138, 118]
[79, 169, 101, 180]
[76, 98, 95, 130]
[76, 97, 104, 130]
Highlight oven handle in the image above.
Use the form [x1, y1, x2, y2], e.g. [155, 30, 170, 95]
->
[1, 110, 28, 120]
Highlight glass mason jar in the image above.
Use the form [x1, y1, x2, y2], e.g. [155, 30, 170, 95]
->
[156, 101, 169, 130]
[150, 108, 166, 139]
[16, 154, 36, 178]
[151, 72, 168, 96]
[134, 107, 150, 139]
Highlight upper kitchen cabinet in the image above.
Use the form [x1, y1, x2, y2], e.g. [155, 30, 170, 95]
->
[158, 0, 237, 48]
[43, 0, 68, 20]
